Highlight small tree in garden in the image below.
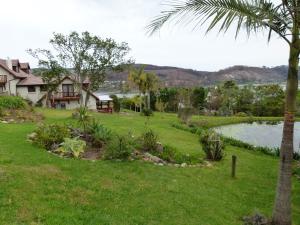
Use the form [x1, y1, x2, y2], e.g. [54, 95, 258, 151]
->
[110, 95, 121, 113]
[177, 88, 194, 124]
[27, 49, 66, 107]
[148, 1, 299, 223]
[200, 130, 224, 161]
[49, 31, 132, 107]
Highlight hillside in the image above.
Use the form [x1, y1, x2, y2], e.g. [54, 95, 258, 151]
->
[32, 64, 291, 87]
[107, 64, 290, 87]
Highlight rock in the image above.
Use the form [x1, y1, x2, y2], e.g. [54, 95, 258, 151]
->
[181, 163, 187, 168]
[243, 213, 270, 225]
[174, 164, 180, 167]
[27, 132, 37, 141]
[204, 161, 213, 167]
[1, 121, 8, 124]
[144, 152, 165, 164]
[156, 142, 164, 152]
[158, 163, 164, 166]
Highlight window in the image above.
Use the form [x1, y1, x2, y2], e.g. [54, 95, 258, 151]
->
[12, 66, 19, 72]
[62, 84, 74, 97]
[28, 86, 36, 93]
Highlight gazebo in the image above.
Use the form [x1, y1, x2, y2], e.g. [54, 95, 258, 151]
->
[96, 95, 113, 113]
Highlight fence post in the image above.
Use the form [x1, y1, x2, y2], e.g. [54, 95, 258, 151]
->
[231, 155, 237, 178]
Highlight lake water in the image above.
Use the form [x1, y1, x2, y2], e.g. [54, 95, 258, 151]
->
[214, 122, 300, 153]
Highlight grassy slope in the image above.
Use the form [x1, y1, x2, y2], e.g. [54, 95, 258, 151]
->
[0, 109, 299, 225]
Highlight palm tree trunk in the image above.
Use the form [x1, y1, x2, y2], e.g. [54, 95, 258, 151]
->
[272, 33, 300, 225]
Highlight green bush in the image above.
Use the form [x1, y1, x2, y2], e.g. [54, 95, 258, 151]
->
[141, 108, 153, 116]
[110, 95, 121, 112]
[140, 129, 158, 152]
[157, 145, 200, 164]
[0, 96, 27, 109]
[0, 107, 5, 117]
[200, 130, 225, 161]
[120, 98, 136, 111]
[87, 120, 112, 147]
[32, 124, 70, 150]
[104, 135, 134, 160]
[171, 122, 203, 135]
[235, 112, 248, 117]
[56, 137, 86, 158]
[73, 107, 90, 131]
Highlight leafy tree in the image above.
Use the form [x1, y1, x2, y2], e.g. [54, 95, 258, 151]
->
[50, 31, 131, 106]
[206, 86, 223, 112]
[234, 85, 254, 114]
[27, 49, 66, 107]
[220, 81, 239, 115]
[148, 1, 299, 223]
[253, 85, 285, 116]
[191, 87, 206, 111]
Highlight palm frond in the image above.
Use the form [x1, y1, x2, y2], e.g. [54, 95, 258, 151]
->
[146, 0, 292, 43]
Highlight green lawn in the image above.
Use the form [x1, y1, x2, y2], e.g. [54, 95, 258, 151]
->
[0, 109, 299, 225]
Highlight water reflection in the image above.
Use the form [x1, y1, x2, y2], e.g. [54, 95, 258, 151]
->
[214, 121, 300, 153]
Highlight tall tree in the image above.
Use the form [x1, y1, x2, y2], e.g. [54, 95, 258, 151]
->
[27, 49, 66, 107]
[148, 1, 299, 224]
[50, 31, 131, 107]
[128, 67, 159, 110]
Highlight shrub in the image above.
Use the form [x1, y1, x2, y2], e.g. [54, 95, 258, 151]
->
[87, 120, 112, 147]
[178, 107, 194, 124]
[0, 107, 5, 117]
[171, 122, 204, 135]
[104, 135, 134, 160]
[0, 96, 27, 109]
[235, 112, 248, 117]
[110, 95, 121, 113]
[141, 108, 153, 116]
[140, 129, 158, 152]
[157, 145, 200, 164]
[121, 98, 136, 111]
[73, 107, 90, 131]
[56, 138, 86, 158]
[32, 124, 70, 150]
[200, 130, 225, 161]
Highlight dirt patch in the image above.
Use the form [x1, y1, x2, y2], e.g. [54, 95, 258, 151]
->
[82, 147, 103, 160]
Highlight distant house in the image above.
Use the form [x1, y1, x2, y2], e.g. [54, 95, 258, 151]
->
[0, 58, 98, 110]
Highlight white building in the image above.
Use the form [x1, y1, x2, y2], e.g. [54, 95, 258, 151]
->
[0, 58, 98, 110]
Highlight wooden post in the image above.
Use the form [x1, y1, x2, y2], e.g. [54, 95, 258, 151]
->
[231, 155, 237, 178]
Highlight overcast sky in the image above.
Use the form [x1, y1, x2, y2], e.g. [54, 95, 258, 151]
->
[0, 0, 288, 71]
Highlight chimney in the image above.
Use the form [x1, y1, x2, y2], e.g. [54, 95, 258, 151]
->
[6, 58, 12, 70]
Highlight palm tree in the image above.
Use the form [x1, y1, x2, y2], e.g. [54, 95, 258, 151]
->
[129, 67, 159, 110]
[128, 67, 145, 110]
[147, 1, 299, 224]
[140, 72, 159, 110]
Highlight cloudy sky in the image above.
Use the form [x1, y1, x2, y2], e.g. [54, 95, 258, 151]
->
[0, 0, 288, 71]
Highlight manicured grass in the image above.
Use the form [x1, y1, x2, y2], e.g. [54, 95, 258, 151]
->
[0, 109, 299, 225]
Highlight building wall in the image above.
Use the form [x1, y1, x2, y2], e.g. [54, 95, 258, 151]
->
[0, 67, 20, 95]
[17, 86, 46, 104]
[51, 78, 97, 110]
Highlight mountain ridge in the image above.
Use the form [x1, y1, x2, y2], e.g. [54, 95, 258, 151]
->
[107, 64, 291, 87]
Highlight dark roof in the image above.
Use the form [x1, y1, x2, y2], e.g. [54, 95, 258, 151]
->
[17, 74, 44, 86]
[0, 60, 27, 78]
